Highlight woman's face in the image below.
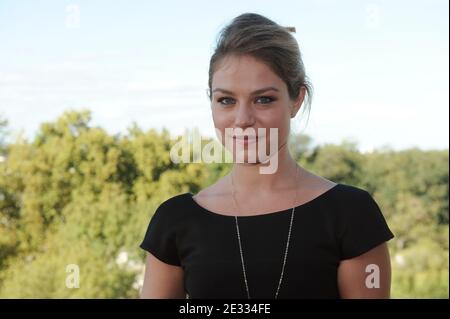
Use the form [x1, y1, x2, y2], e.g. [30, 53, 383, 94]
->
[210, 54, 304, 164]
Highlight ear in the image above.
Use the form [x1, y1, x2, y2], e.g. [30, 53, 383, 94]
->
[290, 86, 306, 118]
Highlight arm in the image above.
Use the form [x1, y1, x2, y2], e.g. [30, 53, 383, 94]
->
[337, 242, 392, 299]
[140, 253, 186, 299]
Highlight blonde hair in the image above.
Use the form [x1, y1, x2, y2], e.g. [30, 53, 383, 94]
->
[208, 13, 313, 117]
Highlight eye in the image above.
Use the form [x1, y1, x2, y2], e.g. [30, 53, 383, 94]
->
[255, 96, 276, 104]
[217, 97, 235, 106]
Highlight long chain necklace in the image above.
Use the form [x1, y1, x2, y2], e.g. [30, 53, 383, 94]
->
[230, 166, 300, 299]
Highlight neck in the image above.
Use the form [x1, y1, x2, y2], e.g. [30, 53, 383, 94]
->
[230, 146, 300, 194]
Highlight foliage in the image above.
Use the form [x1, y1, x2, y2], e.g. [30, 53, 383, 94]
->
[0, 110, 447, 298]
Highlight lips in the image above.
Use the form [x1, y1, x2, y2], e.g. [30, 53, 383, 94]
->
[233, 136, 257, 140]
[232, 135, 260, 146]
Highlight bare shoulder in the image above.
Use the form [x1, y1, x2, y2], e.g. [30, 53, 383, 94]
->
[194, 176, 228, 198]
[296, 168, 338, 201]
[192, 176, 231, 213]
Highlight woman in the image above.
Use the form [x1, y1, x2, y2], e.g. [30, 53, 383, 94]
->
[140, 13, 394, 299]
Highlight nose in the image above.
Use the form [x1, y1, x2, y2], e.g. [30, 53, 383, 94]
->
[234, 104, 255, 128]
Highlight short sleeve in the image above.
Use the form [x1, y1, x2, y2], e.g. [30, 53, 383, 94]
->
[338, 190, 394, 260]
[140, 202, 181, 266]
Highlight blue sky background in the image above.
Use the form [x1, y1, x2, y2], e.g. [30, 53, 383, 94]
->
[0, 0, 448, 151]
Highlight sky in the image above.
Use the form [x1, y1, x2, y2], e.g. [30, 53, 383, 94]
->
[0, 0, 448, 152]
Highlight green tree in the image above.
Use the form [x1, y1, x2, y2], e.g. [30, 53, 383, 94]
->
[0, 110, 447, 298]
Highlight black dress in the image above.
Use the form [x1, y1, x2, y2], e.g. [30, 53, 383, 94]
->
[140, 183, 394, 299]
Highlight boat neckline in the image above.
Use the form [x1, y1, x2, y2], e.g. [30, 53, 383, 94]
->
[187, 183, 341, 218]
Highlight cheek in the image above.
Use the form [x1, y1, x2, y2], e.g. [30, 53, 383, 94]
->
[261, 108, 290, 137]
[212, 108, 230, 130]
[212, 108, 231, 144]
[274, 109, 291, 147]
[277, 119, 291, 145]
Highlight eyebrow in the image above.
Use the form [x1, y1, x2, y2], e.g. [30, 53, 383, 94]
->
[212, 86, 280, 95]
